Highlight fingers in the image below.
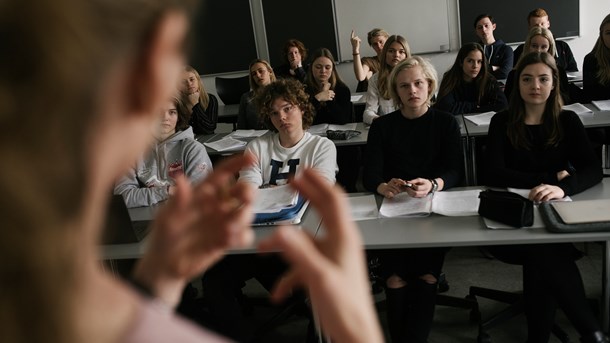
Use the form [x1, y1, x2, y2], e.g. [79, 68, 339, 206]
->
[289, 169, 355, 240]
[258, 226, 331, 295]
[351, 29, 355, 38]
[530, 184, 564, 202]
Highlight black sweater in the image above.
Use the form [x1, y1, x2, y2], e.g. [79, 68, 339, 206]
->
[485, 110, 602, 196]
[583, 52, 610, 102]
[435, 79, 507, 115]
[307, 82, 353, 125]
[363, 108, 463, 192]
[189, 94, 218, 135]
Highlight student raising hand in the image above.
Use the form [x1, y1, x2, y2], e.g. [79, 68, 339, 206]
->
[258, 169, 384, 343]
[132, 154, 256, 308]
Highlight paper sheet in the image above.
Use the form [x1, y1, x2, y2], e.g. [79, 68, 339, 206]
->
[227, 130, 268, 138]
[346, 194, 379, 221]
[464, 111, 496, 126]
[203, 137, 247, 151]
[592, 100, 610, 112]
[562, 103, 593, 116]
[431, 190, 481, 216]
[252, 185, 299, 213]
[379, 193, 432, 217]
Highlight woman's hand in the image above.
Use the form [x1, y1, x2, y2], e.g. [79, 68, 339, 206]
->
[529, 184, 565, 203]
[404, 178, 433, 198]
[315, 82, 335, 102]
[132, 154, 256, 307]
[377, 178, 409, 198]
[258, 169, 384, 343]
[183, 91, 199, 109]
[350, 30, 361, 54]
[557, 169, 570, 181]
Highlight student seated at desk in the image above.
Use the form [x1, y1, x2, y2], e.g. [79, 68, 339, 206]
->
[305, 48, 352, 125]
[435, 42, 507, 115]
[180, 65, 218, 134]
[201, 78, 337, 341]
[485, 52, 606, 343]
[474, 14, 513, 80]
[363, 35, 410, 124]
[504, 27, 571, 104]
[513, 8, 578, 72]
[237, 59, 276, 130]
[114, 96, 213, 208]
[363, 56, 463, 343]
[583, 14, 610, 102]
[275, 39, 308, 83]
[350, 28, 388, 92]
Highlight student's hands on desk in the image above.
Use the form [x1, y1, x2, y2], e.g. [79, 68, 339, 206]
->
[132, 154, 256, 307]
[259, 169, 384, 343]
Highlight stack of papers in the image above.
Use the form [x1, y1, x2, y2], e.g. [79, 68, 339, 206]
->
[563, 103, 593, 117]
[379, 190, 481, 218]
[203, 137, 247, 151]
[252, 185, 299, 213]
[227, 130, 268, 138]
[464, 111, 496, 126]
[308, 123, 358, 135]
[592, 100, 610, 111]
[350, 94, 364, 102]
[346, 194, 379, 221]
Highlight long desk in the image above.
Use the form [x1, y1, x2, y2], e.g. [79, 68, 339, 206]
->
[197, 122, 372, 156]
[318, 178, 610, 331]
[101, 202, 322, 260]
[462, 106, 610, 185]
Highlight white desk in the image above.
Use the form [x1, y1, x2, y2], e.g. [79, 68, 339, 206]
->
[317, 179, 610, 331]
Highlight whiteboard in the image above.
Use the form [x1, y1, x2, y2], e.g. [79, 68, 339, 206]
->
[334, 0, 451, 62]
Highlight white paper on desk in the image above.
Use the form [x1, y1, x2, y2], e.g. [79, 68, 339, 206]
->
[227, 129, 268, 138]
[464, 111, 496, 126]
[329, 123, 357, 131]
[203, 137, 247, 151]
[379, 193, 432, 217]
[351, 94, 363, 102]
[507, 188, 572, 202]
[563, 103, 593, 116]
[308, 123, 358, 135]
[431, 190, 481, 216]
[252, 185, 299, 213]
[592, 100, 610, 111]
[346, 194, 379, 221]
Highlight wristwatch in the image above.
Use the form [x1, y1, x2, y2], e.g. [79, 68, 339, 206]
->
[428, 178, 438, 194]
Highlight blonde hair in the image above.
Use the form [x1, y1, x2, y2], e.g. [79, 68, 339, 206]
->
[522, 26, 557, 57]
[248, 59, 276, 92]
[184, 65, 210, 109]
[367, 28, 389, 46]
[0, 0, 195, 342]
[389, 56, 438, 108]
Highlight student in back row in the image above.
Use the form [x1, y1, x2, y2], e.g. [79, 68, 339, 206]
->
[435, 42, 507, 115]
[350, 28, 389, 92]
[237, 59, 276, 130]
[474, 14, 513, 80]
[513, 8, 578, 72]
[180, 65, 218, 134]
[275, 39, 308, 83]
[363, 34, 410, 124]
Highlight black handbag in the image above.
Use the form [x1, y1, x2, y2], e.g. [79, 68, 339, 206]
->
[326, 129, 361, 140]
[478, 189, 534, 228]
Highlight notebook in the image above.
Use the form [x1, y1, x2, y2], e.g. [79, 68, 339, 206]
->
[551, 200, 610, 224]
[252, 196, 310, 226]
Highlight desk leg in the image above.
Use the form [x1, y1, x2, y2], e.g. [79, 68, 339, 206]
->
[462, 136, 471, 186]
[470, 137, 478, 186]
[601, 241, 610, 332]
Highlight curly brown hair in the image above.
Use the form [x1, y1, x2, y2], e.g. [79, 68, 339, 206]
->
[256, 78, 314, 132]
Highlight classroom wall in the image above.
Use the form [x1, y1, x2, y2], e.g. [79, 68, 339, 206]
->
[201, 0, 609, 105]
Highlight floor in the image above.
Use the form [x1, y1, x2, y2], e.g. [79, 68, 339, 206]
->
[181, 244, 605, 343]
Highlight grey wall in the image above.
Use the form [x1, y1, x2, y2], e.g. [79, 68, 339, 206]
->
[202, 0, 609, 105]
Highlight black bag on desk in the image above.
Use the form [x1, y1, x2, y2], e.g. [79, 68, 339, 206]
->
[326, 129, 361, 140]
[478, 189, 534, 228]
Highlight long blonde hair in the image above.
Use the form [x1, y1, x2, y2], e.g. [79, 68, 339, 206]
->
[0, 0, 194, 342]
[184, 65, 210, 109]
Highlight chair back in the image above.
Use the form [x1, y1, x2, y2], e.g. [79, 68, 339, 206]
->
[215, 75, 250, 105]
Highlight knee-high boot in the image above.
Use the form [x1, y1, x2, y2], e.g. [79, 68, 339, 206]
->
[385, 286, 409, 343]
[404, 278, 437, 343]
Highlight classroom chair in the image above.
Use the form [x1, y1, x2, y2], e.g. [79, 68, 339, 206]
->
[214, 75, 250, 105]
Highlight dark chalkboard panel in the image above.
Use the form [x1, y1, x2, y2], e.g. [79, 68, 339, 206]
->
[188, 0, 258, 75]
[262, 0, 339, 67]
[459, 0, 579, 46]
